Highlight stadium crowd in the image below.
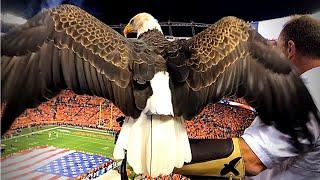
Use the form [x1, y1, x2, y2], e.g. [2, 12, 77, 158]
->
[2, 90, 255, 179]
[3, 90, 123, 137]
[186, 103, 255, 139]
[3, 90, 255, 139]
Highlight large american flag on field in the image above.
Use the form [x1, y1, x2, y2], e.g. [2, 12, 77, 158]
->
[1, 146, 112, 180]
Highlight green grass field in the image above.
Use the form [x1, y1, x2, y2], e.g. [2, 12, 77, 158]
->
[1, 125, 116, 158]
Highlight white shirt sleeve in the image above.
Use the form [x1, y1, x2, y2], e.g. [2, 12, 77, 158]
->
[242, 67, 320, 169]
[242, 117, 299, 168]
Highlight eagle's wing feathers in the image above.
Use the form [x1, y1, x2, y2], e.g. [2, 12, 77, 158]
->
[186, 16, 250, 91]
[170, 16, 319, 148]
[1, 5, 162, 134]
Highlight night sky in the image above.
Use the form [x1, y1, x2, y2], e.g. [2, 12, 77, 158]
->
[1, 0, 320, 35]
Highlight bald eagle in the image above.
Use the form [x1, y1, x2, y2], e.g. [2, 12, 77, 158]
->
[1, 4, 319, 177]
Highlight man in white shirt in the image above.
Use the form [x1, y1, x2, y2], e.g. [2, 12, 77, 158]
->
[175, 15, 320, 179]
[243, 15, 320, 180]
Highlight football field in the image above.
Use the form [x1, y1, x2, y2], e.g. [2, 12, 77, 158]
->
[1, 125, 116, 158]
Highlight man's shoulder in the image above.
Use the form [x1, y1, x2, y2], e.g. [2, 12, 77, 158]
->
[300, 67, 320, 80]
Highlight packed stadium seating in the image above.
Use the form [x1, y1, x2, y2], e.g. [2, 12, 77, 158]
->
[186, 103, 255, 139]
[4, 90, 123, 136]
[4, 90, 255, 139]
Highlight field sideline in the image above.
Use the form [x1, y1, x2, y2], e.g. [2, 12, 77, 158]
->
[1, 125, 116, 158]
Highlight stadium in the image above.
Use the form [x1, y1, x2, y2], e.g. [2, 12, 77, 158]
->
[1, 89, 255, 179]
[1, 0, 320, 180]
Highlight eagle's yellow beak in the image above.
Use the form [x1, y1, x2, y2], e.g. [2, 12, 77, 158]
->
[123, 24, 134, 37]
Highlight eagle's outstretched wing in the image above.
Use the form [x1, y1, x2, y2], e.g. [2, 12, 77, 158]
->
[168, 16, 319, 149]
[1, 5, 165, 134]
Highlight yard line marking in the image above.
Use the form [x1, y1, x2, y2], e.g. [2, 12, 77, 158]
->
[2, 127, 59, 141]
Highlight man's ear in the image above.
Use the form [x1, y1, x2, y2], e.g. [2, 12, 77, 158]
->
[287, 40, 296, 60]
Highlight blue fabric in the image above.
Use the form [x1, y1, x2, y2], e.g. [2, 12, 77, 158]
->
[36, 152, 111, 178]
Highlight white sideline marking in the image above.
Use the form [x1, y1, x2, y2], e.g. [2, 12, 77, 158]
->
[59, 126, 113, 135]
[2, 126, 59, 141]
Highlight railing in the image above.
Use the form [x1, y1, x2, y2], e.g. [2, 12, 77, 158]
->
[109, 21, 212, 37]
[110, 20, 256, 37]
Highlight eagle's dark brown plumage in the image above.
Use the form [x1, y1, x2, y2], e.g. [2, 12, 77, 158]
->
[1, 4, 320, 176]
[1, 5, 166, 132]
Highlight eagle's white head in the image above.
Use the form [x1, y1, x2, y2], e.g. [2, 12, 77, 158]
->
[124, 12, 163, 38]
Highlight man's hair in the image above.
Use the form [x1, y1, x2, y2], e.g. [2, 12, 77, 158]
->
[280, 15, 320, 59]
